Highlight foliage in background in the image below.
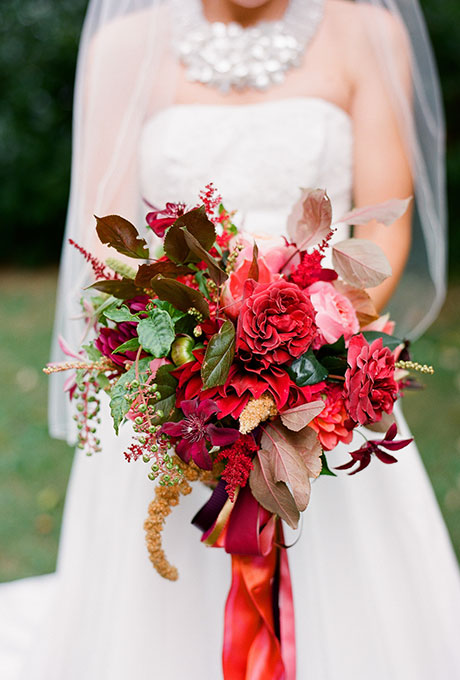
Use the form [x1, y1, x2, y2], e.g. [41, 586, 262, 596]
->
[0, 0, 87, 265]
[0, 0, 460, 270]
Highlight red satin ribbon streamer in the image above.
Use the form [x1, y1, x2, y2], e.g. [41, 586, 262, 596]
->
[196, 485, 296, 678]
[222, 542, 296, 680]
[219, 487, 296, 680]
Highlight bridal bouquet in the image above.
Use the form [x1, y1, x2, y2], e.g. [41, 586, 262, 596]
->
[46, 184, 432, 678]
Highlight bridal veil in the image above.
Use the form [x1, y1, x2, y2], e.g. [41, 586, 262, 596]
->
[49, 0, 447, 443]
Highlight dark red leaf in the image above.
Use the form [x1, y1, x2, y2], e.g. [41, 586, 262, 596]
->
[134, 261, 192, 287]
[88, 278, 145, 299]
[247, 243, 259, 281]
[164, 207, 215, 263]
[182, 229, 228, 286]
[95, 215, 149, 259]
[150, 275, 210, 319]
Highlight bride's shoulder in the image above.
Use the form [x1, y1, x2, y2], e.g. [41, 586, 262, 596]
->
[325, 1, 410, 77]
[326, 1, 409, 49]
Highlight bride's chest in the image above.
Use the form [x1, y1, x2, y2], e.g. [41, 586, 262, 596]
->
[139, 97, 353, 216]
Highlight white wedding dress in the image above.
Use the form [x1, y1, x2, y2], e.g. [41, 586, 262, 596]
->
[2, 97, 460, 679]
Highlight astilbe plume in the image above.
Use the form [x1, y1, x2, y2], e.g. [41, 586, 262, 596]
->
[199, 182, 222, 221]
[68, 239, 120, 281]
[216, 435, 258, 501]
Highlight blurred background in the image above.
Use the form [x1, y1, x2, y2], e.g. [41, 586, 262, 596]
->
[1, 0, 459, 581]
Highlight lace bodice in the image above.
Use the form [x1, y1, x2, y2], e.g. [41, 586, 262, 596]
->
[139, 96, 353, 237]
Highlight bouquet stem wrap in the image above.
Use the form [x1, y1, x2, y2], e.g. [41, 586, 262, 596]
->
[193, 484, 296, 679]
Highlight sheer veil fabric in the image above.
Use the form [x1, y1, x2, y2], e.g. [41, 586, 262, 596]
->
[2, 0, 458, 678]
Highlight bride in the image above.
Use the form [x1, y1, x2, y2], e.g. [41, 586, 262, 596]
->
[2, 0, 460, 678]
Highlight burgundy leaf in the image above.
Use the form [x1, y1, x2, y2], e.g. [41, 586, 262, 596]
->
[95, 215, 149, 259]
[280, 400, 325, 432]
[249, 449, 300, 529]
[164, 207, 215, 263]
[88, 278, 145, 299]
[182, 229, 228, 286]
[247, 243, 259, 281]
[150, 275, 210, 319]
[134, 261, 192, 287]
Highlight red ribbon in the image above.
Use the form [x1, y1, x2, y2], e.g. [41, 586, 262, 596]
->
[194, 485, 296, 679]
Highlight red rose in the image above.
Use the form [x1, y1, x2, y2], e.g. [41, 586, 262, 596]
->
[344, 334, 398, 426]
[236, 279, 317, 368]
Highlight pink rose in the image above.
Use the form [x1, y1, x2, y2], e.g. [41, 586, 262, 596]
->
[344, 334, 398, 426]
[307, 281, 359, 346]
[236, 279, 317, 368]
[230, 232, 299, 275]
[221, 257, 279, 320]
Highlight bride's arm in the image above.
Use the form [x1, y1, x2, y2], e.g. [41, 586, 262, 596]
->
[348, 7, 413, 312]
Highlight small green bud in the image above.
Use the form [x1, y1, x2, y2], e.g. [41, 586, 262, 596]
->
[171, 335, 195, 367]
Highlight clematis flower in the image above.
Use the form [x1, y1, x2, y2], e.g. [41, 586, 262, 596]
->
[146, 201, 187, 237]
[160, 398, 239, 470]
[335, 423, 413, 475]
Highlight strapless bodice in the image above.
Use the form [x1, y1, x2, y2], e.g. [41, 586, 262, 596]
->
[139, 97, 353, 237]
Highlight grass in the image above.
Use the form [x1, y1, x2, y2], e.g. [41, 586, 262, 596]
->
[0, 268, 459, 581]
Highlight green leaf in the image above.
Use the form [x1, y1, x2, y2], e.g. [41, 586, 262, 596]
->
[154, 364, 179, 424]
[103, 303, 138, 323]
[150, 275, 210, 319]
[319, 452, 337, 477]
[88, 278, 145, 300]
[113, 337, 140, 354]
[362, 331, 403, 352]
[95, 373, 111, 391]
[164, 207, 215, 263]
[194, 270, 212, 300]
[82, 344, 102, 362]
[109, 358, 150, 433]
[105, 257, 137, 280]
[287, 350, 328, 387]
[201, 320, 235, 389]
[153, 299, 186, 322]
[137, 309, 175, 358]
[95, 214, 149, 259]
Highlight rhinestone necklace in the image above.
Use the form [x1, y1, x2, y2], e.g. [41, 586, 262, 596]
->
[171, 0, 325, 93]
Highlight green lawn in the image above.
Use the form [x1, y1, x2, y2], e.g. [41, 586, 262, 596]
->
[0, 268, 459, 581]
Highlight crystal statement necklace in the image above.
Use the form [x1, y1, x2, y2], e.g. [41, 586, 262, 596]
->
[171, 0, 325, 93]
